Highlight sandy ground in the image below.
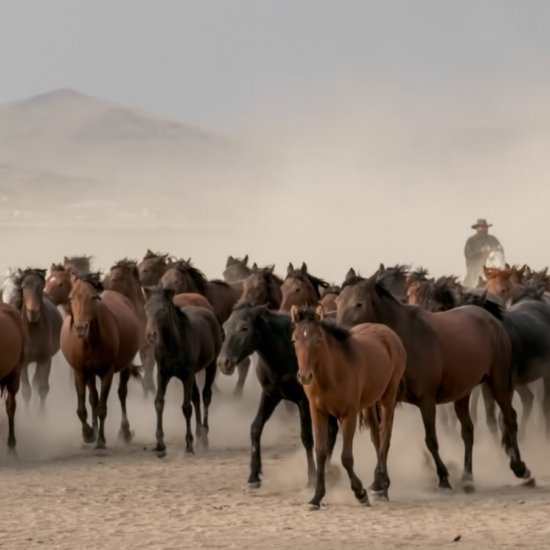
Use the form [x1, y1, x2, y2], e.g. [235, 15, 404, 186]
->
[1, 355, 550, 550]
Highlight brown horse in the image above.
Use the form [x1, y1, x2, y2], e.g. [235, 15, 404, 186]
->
[12, 268, 63, 409]
[137, 250, 171, 288]
[63, 255, 93, 277]
[223, 254, 252, 283]
[0, 303, 25, 453]
[336, 269, 532, 490]
[484, 266, 516, 302]
[173, 292, 213, 310]
[44, 264, 72, 311]
[238, 264, 283, 309]
[60, 273, 141, 449]
[319, 285, 341, 314]
[280, 262, 329, 312]
[291, 305, 406, 509]
[103, 259, 156, 397]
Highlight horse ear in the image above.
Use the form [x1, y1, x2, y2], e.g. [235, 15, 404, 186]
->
[63, 256, 69, 264]
[266, 265, 275, 274]
[345, 268, 356, 282]
[287, 262, 294, 275]
[38, 269, 47, 279]
[243, 254, 248, 265]
[315, 304, 325, 320]
[289, 305, 299, 323]
[301, 262, 308, 274]
[379, 263, 385, 271]
[252, 262, 258, 270]
[227, 255, 234, 264]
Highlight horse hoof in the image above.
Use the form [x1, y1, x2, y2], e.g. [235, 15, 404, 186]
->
[371, 490, 389, 501]
[522, 477, 536, 488]
[308, 503, 321, 511]
[248, 481, 261, 489]
[185, 448, 195, 456]
[438, 478, 453, 491]
[82, 428, 96, 444]
[156, 450, 166, 459]
[95, 441, 106, 451]
[357, 489, 370, 506]
[119, 429, 134, 443]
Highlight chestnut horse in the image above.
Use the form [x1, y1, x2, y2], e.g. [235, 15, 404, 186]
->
[137, 250, 171, 288]
[280, 262, 329, 312]
[60, 274, 141, 449]
[12, 268, 63, 409]
[145, 287, 222, 456]
[0, 303, 25, 452]
[291, 305, 406, 509]
[484, 266, 516, 303]
[336, 270, 532, 490]
[44, 264, 72, 311]
[103, 259, 156, 397]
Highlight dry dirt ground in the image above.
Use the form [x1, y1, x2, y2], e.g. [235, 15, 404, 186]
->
[1, 355, 549, 550]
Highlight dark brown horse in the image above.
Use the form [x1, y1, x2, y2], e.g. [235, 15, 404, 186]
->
[103, 259, 156, 397]
[291, 305, 406, 509]
[60, 274, 142, 449]
[280, 262, 329, 312]
[145, 287, 222, 456]
[63, 255, 93, 277]
[12, 268, 63, 409]
[336, 269, 532, 490]
[223, 254, 252, 283]
[137, 250, 171, 288]
[0, 303, 25, 453]
[238, 264, 283, 309]
[319, 285, 341, 314]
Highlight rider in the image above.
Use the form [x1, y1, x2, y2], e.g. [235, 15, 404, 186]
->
[464, 218, 504, 288]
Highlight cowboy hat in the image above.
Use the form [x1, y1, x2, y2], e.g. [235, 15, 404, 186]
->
[471, 218, 492, 230]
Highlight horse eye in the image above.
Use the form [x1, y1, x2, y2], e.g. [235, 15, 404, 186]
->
[241, 326, 249, 332]
[355, 302, 363, 308]
[295, 288, 300, 293]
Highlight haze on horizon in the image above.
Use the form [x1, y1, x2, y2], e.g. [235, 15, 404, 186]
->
[1, 1, 550, 281]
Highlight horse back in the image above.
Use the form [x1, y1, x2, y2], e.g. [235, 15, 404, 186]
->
[181, 306, 223, 370]
[206, 281, 240, 323]
[0, 304, 25, 381]
[173, 292, 213, 311]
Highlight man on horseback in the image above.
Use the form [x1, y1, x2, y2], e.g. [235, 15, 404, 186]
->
[464, 218, 505, 288]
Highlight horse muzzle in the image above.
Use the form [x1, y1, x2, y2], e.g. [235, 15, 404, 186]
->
[146, 330, 158, 344]
[73, 323, 90, 339]
[26, 308, 41, 323]
[216, 356, 236, 375]
[297, 371, 313, 385]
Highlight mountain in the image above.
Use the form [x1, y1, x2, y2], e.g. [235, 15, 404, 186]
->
[0, 89, 262, 226]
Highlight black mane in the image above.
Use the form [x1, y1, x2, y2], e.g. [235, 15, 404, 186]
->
[171, 260, 208, 294]
[286, 269, 330, 298]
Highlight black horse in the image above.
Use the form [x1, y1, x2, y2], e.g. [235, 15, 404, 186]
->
[145, 287, 223, 457]
[217, 302, 338, 488]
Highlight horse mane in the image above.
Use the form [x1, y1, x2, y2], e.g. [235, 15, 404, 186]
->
[341, 274, 366, 289]
[323, 285, 341, 295]
[50, 263, 66, 272]
[171, 260, 208, 294]
[16, 268, 46, 284]
[77, 272, 104, 292]
[287, 269, 330, 298]
[112, 258, 138, 269]
[143, 250, 168, 261]
[65, 255, 92, 273]
[292, 306, 351, 341]
[374, 281, 403, 304]
[252, 265, 284, 286]
[408, 267, 430, 284]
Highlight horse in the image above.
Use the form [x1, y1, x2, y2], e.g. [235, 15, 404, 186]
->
[173, 292, 214, 310]
[319, 285, 341, 314]
[460, 290, 550, 439]
[280, 262, 329, 312]
[336, 269, 532, 490]
[0, 268, 18, 305]
[137, 250, 171, 288]
[60, 273, 142, 449]
[376, 263, 410, 302]
[44, 264, 72, 312]
[12, 268, 63, 409]
[291, 305, 406, 509]
[216, 302, 338, 488]
[223, 254, 252, 283]
[145, 287, 222, 457]
[238, 264, 283, 309]
[484, 265, 516, 303]
[0, 303, 25, 453]
[103, 259, 156, 397]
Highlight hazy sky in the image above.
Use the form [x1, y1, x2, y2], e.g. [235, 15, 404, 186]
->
[2, 1, 550, 130]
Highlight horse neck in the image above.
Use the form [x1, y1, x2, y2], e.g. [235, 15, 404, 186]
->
[314, 332, 349, 390]
[371, 289, 404, 327]
[158, 307, 188, 351]
[255, 311, 292, 366]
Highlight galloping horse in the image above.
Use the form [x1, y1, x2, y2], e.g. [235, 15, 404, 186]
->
[137, 250, 171, 288]
[238, 264, 283, 309]
[12, 268, 63, 409]
[291, 305, 406, 509]
[145, 287, 222, 457]
[0, 303, 25, 452]
[104, 259, 155, 397]
[279, 262, 329, 312]
[223, 254, 252, 283]
[61, 274, 141, 449]
[336, 270, 532, 490]
[44, 264, 73, 312]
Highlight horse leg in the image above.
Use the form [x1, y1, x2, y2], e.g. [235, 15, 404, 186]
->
[543, 377, 550, 440]
[75, 371, 95, 443]
[87, 377, 99, 438]
[153, 370, 170, 457]
[516, 384, 534, 441]
[118, 367, 133, 443]
[248, 391, 281, 488]
[140, 345, 156, 398]
[309, 407, 329, 510]
[191, 379, 203, 442]
[419, 400, 451, 489]
[481, 383, 498, 439]
[182, 375, 195, 455]
[4, 369, 19, 454]
[33, 358, 52, 412]
[470, 385, 480, 424]
[20, 364, 31, 408]
[200, 362, 217, 449]
[454, 394, 474, 486]
[487, 379, 531, 481]
[366, 405, 383, 492]
[340, 413, 369, 506]
[326, 414, 339, 466]
[96, 371, 114, 450]
[234, 356, 250, 397]
[296, 397, 316, 488]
